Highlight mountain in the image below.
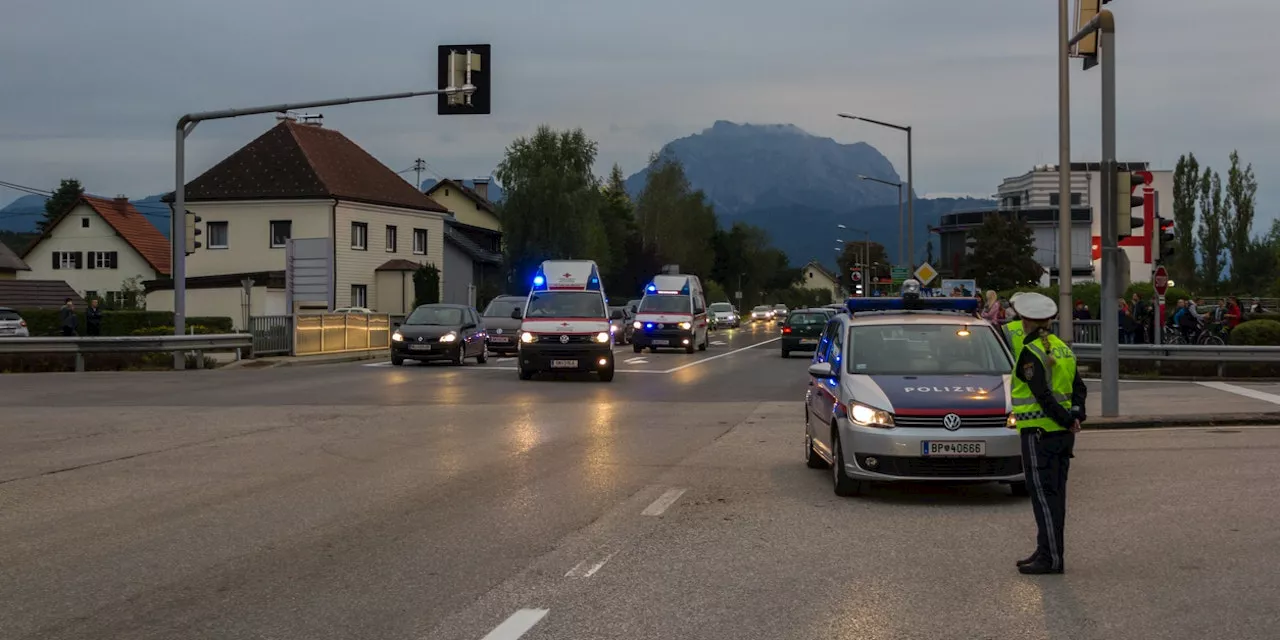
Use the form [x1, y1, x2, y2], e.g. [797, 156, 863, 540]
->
[0, 193, 171, 237]
[420, 178, 505, 204]
[625, 121, 995, 269]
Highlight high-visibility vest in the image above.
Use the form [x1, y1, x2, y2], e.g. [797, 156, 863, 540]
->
[1010, 333, 1076, 433]
[1005, 320, 1025, 360]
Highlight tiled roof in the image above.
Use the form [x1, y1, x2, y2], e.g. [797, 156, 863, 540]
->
[425, 178, 498, 214]
[0, 241, 30, 272]
[444, 226, 502, 265]
[182, 121, 449, 213]
[20, 196, 171, 275]
[0, 280, 85, 309]
[375, 259, 423, 271]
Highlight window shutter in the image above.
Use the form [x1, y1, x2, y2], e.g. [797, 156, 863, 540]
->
[74, 252, 83, 269]
[52, 253, 60, 270]
[111, 252, 119, 268]
[87, 251, 96, 269]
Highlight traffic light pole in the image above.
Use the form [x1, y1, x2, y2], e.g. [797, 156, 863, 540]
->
[169, 87, 469, 369]
[1056, 0, 1073, 344]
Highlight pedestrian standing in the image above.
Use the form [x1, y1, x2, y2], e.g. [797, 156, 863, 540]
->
[1008, 292, 1086, 575]
[86, 299, 103, 337]
[59, 298, 78, 337]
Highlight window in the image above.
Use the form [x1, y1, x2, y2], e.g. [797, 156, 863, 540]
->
[81, 218, 90, 228]
[87, 251, 118, 269]
[638, 295, 691, 314]
[207, 221, 229, 249]
[269, 220, 291, 248]
[483, 297, 525, 318]
[1049, 192, 1083, 206]
[405, 306, 464, 325]
[413, 228, 427, 255]
[52, 251, 81, 270]
[846, 323, 1011, 375]
[350, 284, 368, 308]
[85, 290, 98, 302]
[524, 291, 606, 318]
[351, 222, 368, 250]
[385, 225, 397, 252]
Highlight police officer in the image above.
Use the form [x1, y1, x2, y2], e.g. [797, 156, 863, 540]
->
[1003, 292, 1026, 359]
[1007, 292, 1086, 575]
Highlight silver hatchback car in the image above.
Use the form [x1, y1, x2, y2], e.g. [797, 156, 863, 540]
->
[803, 297, 1025, 497]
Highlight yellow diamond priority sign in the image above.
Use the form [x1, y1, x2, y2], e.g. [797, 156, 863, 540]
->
[913, 262, 938, 285]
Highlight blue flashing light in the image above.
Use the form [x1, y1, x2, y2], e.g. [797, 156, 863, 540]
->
[845, 297, 979, 314]
[533, 275, 545, 287]
[646, 284, 657, 293]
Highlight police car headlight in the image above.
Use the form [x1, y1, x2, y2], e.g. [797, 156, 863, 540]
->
[848, 403, 895, 428]
[595, 332, 610, 343]
[392, 331, 404, 342]
[633, 321, 642, 329]
[520, 332, 535, 343]
[439, 332, 458, 343]
[679, 321, 692, 330]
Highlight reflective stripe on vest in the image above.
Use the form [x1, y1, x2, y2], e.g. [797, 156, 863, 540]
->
[1010, 335, 1076, 432]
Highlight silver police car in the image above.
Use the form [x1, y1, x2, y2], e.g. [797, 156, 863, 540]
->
[802, 291, 1025, 497]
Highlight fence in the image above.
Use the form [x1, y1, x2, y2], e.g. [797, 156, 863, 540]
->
[1072, 343, 1280, 377]
[248, 315, 293, 356]
[294, 313, 391, 356]
[0, 334, 252, 372]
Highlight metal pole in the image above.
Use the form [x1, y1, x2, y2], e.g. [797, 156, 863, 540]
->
[897, 183, 904, 265]
[906, 127, 914, 268]
[173, 125, 187, 370]
[1057, 0, 1074, 343]
[1099, 26, 1119, 417]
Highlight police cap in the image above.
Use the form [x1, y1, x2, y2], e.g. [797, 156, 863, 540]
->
[1010, 292, 1057, 321]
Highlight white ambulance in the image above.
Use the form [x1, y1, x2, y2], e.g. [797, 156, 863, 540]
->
[631, 274, 710, 354]
[512, 260, 621, 382]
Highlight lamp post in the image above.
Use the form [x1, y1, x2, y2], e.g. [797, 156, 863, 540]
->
[858, 174, 904, 265]
[836, 224, 872, 297]
[838, 113, 913, 266]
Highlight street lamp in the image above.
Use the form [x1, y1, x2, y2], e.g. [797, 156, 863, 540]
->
[838, 113, 914, 267]
[858, 174, 904, 265]
[836, 224, 872, 298]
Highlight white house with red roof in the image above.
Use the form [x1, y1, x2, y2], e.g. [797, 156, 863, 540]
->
[18, 195, 171, 307]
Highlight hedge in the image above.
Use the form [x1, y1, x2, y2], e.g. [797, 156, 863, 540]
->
[13, 309, 232, 336]
[0, 352, 217, 373]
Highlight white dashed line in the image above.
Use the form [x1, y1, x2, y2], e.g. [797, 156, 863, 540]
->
[480, 609, 549, 640]
[624, 357, 649, 364]
[1195, 381, 1280, 405]
[641, 488, 687, 516]
[564, 551, 617, 578]
[660, 338, 780, 373]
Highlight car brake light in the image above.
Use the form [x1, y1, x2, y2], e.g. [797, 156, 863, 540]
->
[782, 327, 791, 334]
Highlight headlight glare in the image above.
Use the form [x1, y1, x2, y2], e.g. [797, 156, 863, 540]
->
[595, 332, 610, 343]
[520, 331, 535, 343]
[439, 332, 458, 343]
[633, 321, 642, 329]
[392, 332, 404, 342]
[679, 321, 692, 330]
[1006, 414, 1017, 428]
[848, 403, 895, 428]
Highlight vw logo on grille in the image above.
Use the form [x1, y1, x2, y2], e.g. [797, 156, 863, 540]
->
[417, 336, 424, 342]
[657, 323, 665, 329]
[942, 413, 963, 431]
[559, 334, 570, 344]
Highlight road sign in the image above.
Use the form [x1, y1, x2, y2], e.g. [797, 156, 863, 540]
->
[913, 262, 938, 285]
[1153, 265, 1169, 297]
[850, 271, 862, 283]
[734, 291, 742, 300]
[438, 44, 491, 115]
[891, 266, 910, 284]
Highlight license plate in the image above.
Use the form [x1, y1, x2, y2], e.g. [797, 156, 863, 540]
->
[921, 441, 986, 457]
[489, 337, 510, 343]
[651, 339, 669, 346]
[799, 338, 817, 345]
[551, 359, 578, 368]
[409, 344, 432, 351]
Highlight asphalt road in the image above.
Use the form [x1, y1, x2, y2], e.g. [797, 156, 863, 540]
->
[2, 320, 1279, 639]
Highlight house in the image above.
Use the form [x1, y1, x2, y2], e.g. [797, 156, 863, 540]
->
[801, 260, 842, 302]
[0, 280, 85, 309]
[423, 178, 501, 231]
[1, 241, 30, 279]
[18, 195, 170, 307]
[144, 119, 501, 325]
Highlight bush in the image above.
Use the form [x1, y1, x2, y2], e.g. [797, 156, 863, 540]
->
[413, 263, 441, 307]
[130, 325, 221, 336]
[1229, 319, 1280, 346]
[0, 351, 217, 373]
[13, 309, 232, 336]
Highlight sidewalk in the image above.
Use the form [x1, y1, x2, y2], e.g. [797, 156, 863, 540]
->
[1085, 380, 1280, 428]
[221, 350, 385, 369]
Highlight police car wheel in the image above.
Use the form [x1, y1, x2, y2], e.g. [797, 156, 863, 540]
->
[1010, 481, 1029, 497]
[804, 412, 826, 469]
[831, 427, 864, 497]
[476, 349, 487, 364]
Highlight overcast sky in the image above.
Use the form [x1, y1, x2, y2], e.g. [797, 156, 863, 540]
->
[2, 0, 1276, 221]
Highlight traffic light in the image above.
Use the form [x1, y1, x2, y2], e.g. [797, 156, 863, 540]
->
[1116, 170, 1147, 239]
[1154, 216, 1175, 264]
[185, 210, 202, 255]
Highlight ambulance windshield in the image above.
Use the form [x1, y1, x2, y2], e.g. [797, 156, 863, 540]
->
[525, 291, 606, 319]
[639, 295, 691, 314]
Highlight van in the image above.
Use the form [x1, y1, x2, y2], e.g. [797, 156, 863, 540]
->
[512, 260, 622, 382]
[631, 274, 709, 354]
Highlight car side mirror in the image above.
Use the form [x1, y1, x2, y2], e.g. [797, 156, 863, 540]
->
[807, 362, 836, 379]
[510, 308, 522, 319]
[610, 309, 624, 320]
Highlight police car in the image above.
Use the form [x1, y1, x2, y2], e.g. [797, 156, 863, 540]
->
[513, 260, 620, 382]
[802, 281, 1026, 497]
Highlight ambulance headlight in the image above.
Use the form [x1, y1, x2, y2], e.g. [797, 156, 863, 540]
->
[679, 321, 692, 330]
[520, 332, 535, 343]
[438, 332, 458, 343]
[594, 332, 610, 343]
[848, 403, 895, 429]
[633, 321, 642, 329]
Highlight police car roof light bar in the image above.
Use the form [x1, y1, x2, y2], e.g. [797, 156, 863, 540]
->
[845, 297, 980, 314]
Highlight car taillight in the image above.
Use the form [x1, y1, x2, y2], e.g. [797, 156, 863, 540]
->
[19, 320, 26, 327]
[782, 326, 791, 334]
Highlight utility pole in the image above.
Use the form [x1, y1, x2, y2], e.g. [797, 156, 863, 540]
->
[1057, 0, 1074, 341]
[412, 158, 427, 191]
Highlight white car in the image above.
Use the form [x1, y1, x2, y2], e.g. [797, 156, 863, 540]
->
[750, 305, 774, 322]
[0, 307, 30, 337]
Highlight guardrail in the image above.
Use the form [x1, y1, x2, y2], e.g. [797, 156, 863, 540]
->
[1072, 343, 1280, 377]
[0, 334, 252, 372]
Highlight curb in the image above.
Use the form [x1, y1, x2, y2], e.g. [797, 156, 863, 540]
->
[1085, 413, 1280, 429]
[222, 351, 385, 369]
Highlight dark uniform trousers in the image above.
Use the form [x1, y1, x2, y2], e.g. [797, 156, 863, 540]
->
[1020, 428, 1076, 569]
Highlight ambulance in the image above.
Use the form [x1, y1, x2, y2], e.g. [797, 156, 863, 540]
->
[513, 260, 621, 382]
[631, 274, 710, 354]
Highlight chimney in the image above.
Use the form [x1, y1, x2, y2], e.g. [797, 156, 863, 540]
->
[473, 178, 489, 201]
[114, 195, 129, 206]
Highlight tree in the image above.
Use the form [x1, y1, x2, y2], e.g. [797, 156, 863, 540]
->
[40, 178, 84, 232]
[1196, 168, 1226, 292]
[599, 163, 646, 298]
[1223, 150, 1258, 286]
[495, 126, 609, 291]
[961, 214, 1042, 291]
[634, 157, 717, 278]
[1171, 154, 1200, 287]
[119, 276, 146, 310]
[413, 263, 441, 306]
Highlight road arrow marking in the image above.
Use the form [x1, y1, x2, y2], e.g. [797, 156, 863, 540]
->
[624, 357, 648, 364]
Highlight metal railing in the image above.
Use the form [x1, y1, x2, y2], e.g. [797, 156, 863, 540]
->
[294, 313, 391, 356]
[1072, 343, 1280, 377]
[1052, 319, 1103, 344]
[248, 315, 293, 356]
[0, 334, 252, 372]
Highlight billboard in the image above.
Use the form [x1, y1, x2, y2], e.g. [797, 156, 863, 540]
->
[940, 279, 978, 298]
[286, 237, 334, 311]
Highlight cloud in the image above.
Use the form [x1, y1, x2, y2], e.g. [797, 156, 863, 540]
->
[1, 0, 1277, 219]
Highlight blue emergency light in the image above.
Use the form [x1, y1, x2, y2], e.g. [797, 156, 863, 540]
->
[533, 275, 545, 287]
[846, 297, 979, 314]
[646, 284, 657, 293]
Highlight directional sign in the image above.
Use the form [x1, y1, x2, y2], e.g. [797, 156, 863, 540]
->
[891, 266, 910, 284]
[1153, 265, 1170, 297]
[913, 262, 939, 285]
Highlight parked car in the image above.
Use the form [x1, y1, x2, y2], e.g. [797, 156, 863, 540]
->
[0, 307, 30, 338]
[333, 307, 373, 314]
[390, 304, 487, 366]
[481, 295, 527, 355]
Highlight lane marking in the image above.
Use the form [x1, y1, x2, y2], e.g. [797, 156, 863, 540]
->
[624, 357, 648, 364]
[1081, 377, 1203, 385]
[710, 340, 726, 345]
[564, 551, 617, 578]
[660, 338, 781, 374]
[1196, 381, 1280, 405]
[481, 609, 549, 640]
[641, 488, 687, 516]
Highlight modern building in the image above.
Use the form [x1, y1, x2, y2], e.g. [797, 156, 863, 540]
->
[18, 195, 171, 306]
[800, 260, 842, 301]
